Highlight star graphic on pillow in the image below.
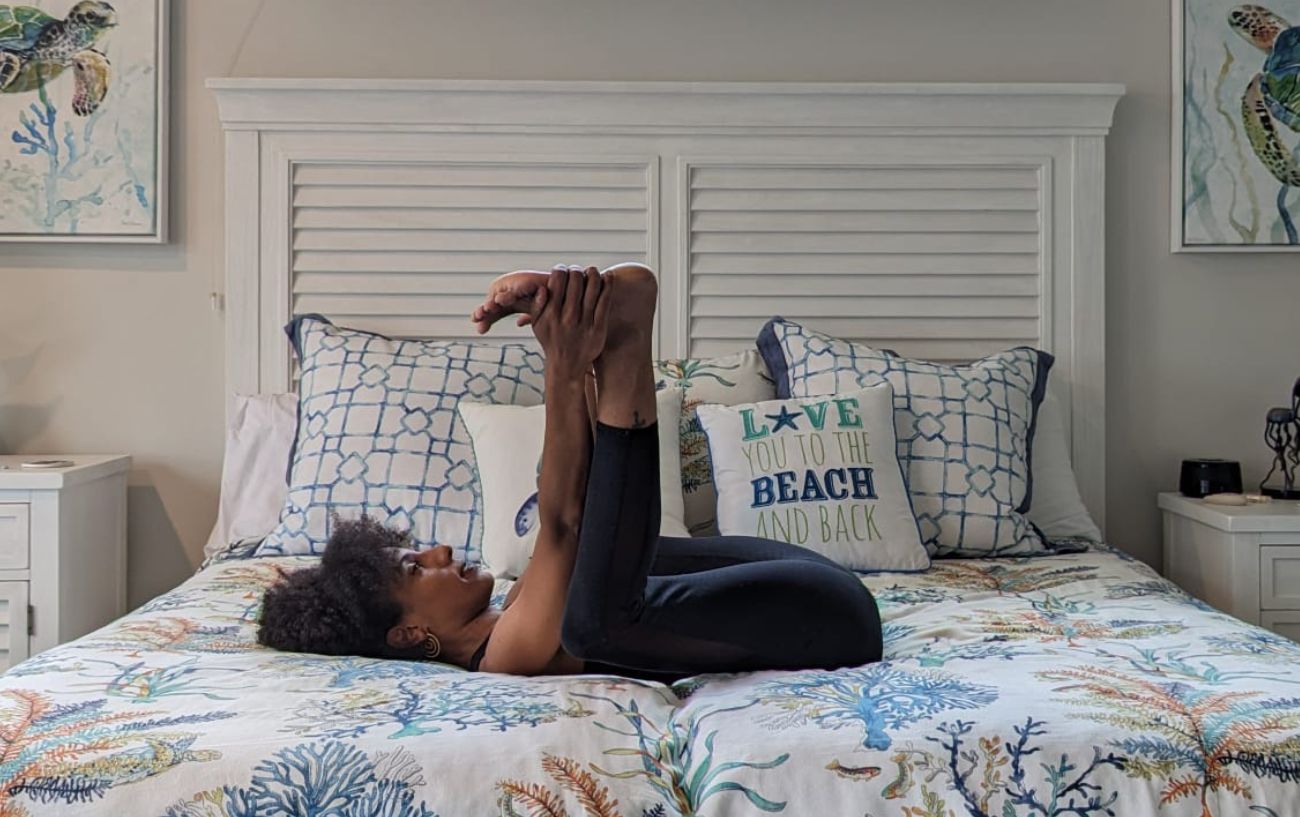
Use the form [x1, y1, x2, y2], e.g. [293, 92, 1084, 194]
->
[765, 406, 801, 432]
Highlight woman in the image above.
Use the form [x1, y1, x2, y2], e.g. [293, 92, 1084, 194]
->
[258, 264, 883, 680]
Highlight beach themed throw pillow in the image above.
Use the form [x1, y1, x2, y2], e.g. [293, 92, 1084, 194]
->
[459, 388, 691, 579]
[696, 385, 928, 573]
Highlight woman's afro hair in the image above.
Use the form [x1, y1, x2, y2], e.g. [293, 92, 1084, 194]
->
[256, 514, 419, 659]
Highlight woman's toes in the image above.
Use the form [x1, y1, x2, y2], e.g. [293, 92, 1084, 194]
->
[473, 270, 551, 331]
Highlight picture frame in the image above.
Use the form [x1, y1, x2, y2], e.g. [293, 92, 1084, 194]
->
[0, 0, 168, 243]
[1172, 0, 1300, 252]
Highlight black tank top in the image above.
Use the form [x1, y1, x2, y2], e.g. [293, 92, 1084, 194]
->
[468, 633, 491, 672]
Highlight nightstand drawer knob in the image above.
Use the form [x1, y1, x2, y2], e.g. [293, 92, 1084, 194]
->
[0, 505, 29, 571]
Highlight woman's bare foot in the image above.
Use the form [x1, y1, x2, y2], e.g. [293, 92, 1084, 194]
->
[471, 262, 657, 335]
[591, 264, 658, 429]
[471, 269, 553, 334]
[598, 263, 657, 354]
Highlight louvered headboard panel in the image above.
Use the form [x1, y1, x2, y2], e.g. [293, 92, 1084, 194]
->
[683, 161, 1042, 360]
[211, 80, 1122, 528]
[291, 159, 654, 343]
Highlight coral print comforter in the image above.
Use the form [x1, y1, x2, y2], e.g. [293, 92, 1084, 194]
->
[5, 545, 1300, 817]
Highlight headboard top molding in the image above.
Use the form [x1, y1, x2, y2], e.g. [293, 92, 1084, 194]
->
[208, 78, 1122, 134]
[210, 78, 1123, 530]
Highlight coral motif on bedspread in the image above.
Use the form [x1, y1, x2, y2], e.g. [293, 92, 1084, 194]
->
[3, 546, 1300, 815]
[160, 741, 439, 817]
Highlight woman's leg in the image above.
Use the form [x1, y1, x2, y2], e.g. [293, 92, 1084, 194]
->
[560, 266, 882, 675]
[568, 464, 882, 675]
[639, 552, 882, 673]
[557, 264, 663, 656]
[648, 533, 842, 575]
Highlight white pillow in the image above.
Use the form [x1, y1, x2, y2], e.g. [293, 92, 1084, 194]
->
[459, 388, 690, 579]
[204, 393, 297, 559]
[1026, 389, 1103, 542]
[697, 384, 929, 573]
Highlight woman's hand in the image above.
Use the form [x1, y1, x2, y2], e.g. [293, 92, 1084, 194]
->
[531, 265, 611, 377]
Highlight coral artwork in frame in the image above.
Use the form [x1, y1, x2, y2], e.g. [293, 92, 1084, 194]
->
[1174, 0, 1300, 251]
[0, 0, 166, 242]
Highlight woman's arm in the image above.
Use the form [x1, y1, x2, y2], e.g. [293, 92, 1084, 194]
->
[481, 268, 609, 674]
[494, 371, 587, 618]
[502, 368, 597, 612]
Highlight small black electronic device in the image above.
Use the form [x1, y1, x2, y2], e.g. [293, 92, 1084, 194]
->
[1180, 459, 1243, 498]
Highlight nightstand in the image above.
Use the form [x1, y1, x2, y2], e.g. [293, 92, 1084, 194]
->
[0, 455, 130, 670]
[1159, 491, 1300, 641]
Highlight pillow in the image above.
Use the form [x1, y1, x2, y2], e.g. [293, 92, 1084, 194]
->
[654, 350, 775, 536]
[254, 314, 546, 560]
[757, 317, 1051, 558]
[204, 393, 296, 559]
[696, 384, 928, 572]
[1026, 388, 1103, 543]
[459, 388, 691, 579]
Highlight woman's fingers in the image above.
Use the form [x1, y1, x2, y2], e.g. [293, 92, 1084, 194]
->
[530, 263, 606, 334]
[562, 267, 584, 324]
[546, 263, 569, 310]
[581, 266, 602, 321]
[592, 271, 612, 334]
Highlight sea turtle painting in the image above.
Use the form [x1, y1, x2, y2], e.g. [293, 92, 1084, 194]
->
[0, 0, 160, 238]
[0, 1, 115, 116]
[1178, 1, 1300, 246]
[1230, 4, 1300, 242]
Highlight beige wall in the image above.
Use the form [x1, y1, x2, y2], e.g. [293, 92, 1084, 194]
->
[0, 0, 1294, 607]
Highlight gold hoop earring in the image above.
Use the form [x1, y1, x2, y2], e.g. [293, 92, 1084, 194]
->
[421, 630, 442, 660]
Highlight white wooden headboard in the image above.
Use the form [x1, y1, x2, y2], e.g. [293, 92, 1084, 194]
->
[209, 79, 1123, 529]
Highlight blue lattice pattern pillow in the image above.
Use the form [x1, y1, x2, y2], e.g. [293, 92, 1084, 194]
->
[254, 314, 546, 560]
[757, 317, 1052, 557]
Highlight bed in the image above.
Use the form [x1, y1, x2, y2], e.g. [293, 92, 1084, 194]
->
[7, 80, 1300, 816]
[10, 543, 1300, 816]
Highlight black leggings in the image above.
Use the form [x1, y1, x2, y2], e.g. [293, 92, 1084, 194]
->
[560, 422, 883, 680]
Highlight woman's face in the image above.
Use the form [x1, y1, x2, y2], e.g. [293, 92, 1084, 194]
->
[388, 544, 494, 632]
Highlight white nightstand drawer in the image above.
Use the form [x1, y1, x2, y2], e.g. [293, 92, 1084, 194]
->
[1261, 546, 1300, 609]
[1262, 611, 1300, 644]
[0, 505, 29, 570]
[0, 582, 29, 668]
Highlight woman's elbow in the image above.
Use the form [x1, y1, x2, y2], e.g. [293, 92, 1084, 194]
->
[539, 514, 581, 546]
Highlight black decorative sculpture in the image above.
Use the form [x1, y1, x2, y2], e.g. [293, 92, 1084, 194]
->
[1261, 377, 1300, 499]
[1292, 377, 1300, 472]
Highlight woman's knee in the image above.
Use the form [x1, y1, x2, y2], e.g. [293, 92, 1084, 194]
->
[811, 604, 882, 668]
[807, 569, 883, 664]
